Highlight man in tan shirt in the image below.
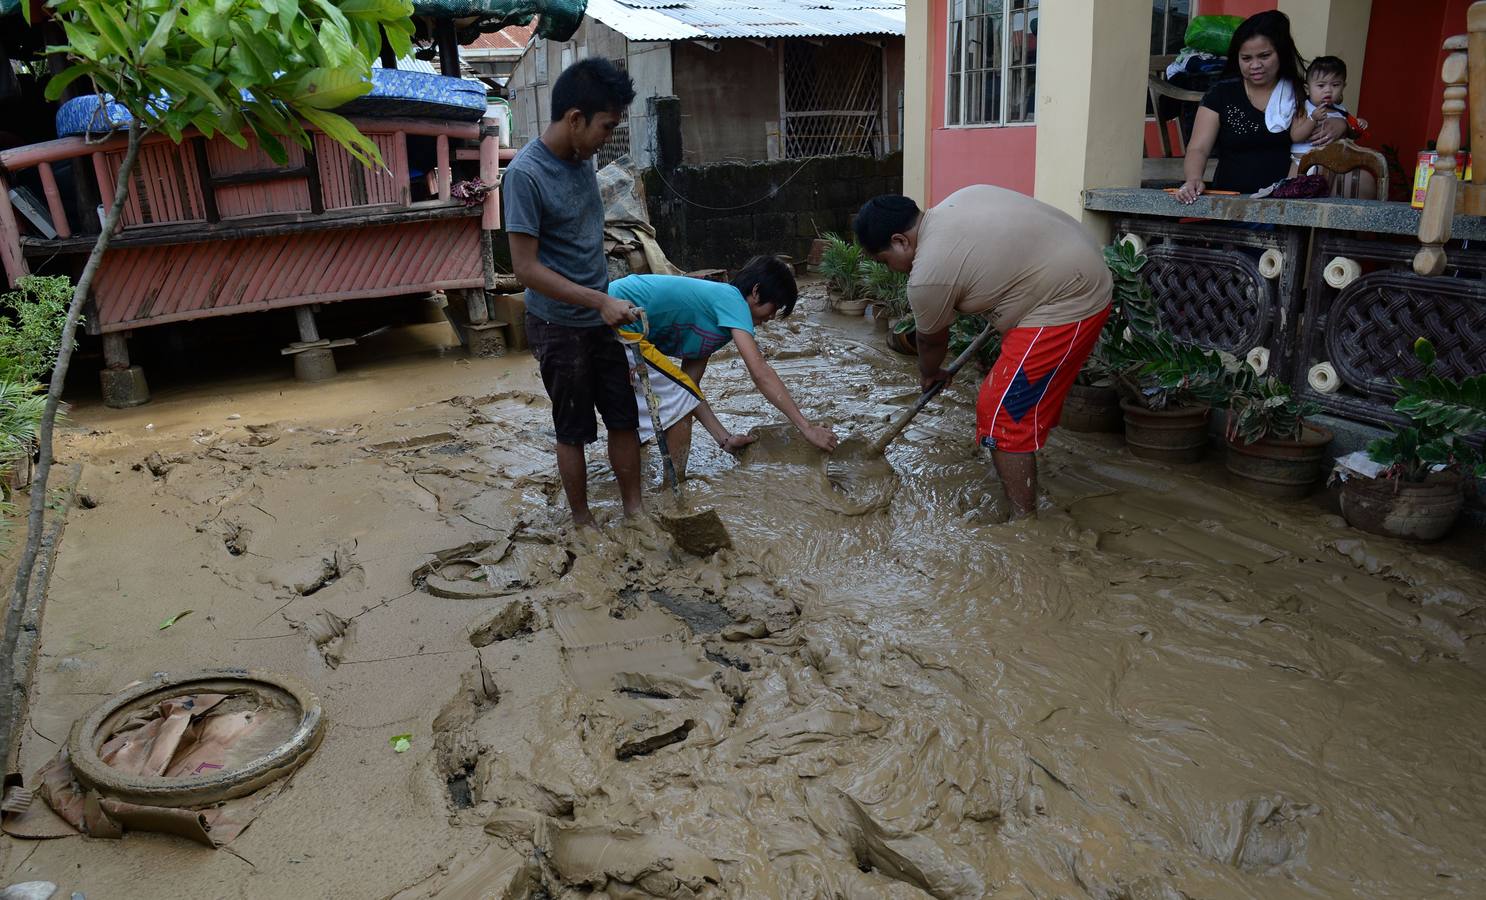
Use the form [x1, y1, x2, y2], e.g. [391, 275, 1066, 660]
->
[854, 185, 1112, 517]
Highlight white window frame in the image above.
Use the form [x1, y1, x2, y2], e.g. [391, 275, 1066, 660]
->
[944, 0, 1039, 129]
[1146, 0, 1197, 122]
[1151, 0, 1196, 57]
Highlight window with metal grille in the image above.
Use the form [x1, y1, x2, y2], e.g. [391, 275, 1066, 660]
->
[594, 57, 631, 169]
[946, 0, 1038, 127]
[781, 40, 884, 159]
[1151, 0, 1193, 56]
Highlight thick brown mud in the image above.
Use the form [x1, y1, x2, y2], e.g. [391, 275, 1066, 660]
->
[4, 300, 1485, 898]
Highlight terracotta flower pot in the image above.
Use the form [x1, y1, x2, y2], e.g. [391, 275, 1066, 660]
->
[1224, 421, 1333, 499]
[1340, 472, 1464, 541]
[886, 321, 918, 355]
[1120, 400, 1211, 463]
[1060, 382, 1123, 433]
[866, 302, 891, 332]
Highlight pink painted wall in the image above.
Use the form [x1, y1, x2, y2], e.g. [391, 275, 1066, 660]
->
[927, 0, 1036, 203]
[923, 1, 1282, 199]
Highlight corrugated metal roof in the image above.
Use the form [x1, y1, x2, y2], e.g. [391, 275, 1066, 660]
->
[584, 0, 904, 41]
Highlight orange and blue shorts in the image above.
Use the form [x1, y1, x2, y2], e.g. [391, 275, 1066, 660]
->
[976, 305, 1111, 453]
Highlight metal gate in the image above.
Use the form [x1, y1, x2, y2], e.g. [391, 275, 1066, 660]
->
[781, 39, 884, 159]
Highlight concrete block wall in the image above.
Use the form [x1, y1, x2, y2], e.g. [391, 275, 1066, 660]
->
[643, 152, 903, 271]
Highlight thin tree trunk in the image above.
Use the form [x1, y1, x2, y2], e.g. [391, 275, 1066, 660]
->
[0, 121, 143, 767]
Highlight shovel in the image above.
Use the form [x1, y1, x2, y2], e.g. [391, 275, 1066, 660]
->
[617, 312, 733, 556]
[827, 318, 999, 490]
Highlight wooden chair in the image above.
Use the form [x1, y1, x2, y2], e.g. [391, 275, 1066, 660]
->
[1416, 5, 1486, 276]
[1297, 140, 1389, 200]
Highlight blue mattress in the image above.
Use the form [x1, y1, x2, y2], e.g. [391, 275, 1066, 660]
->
[55, 69, 487, 137]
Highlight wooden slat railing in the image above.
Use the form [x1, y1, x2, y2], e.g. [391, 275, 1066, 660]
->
[0, 117, 501, 287]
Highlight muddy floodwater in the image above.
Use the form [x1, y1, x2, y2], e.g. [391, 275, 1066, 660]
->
[5, 290, 1485, 898]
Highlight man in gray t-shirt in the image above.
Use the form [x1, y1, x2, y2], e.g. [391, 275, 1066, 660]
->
[504, 59, 642, 528]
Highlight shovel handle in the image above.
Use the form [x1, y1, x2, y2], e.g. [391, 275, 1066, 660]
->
[619, 310, 682, 496]
[869, 319, 998, 456]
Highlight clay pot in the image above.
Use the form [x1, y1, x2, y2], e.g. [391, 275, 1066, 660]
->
[866, 302, 891, 332]
[886, 321, 918, 355]
[1225, 421, 1333, 499]
[834, 297, 868, 316]
[1060, 382, 1123, 433]
[5, 441, 34, 494]
[1340, 472, 1464, 541]
[1120, 400, 1211, 463]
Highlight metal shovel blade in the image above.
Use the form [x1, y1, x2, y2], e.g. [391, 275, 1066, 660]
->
[656, 504, 733, 556]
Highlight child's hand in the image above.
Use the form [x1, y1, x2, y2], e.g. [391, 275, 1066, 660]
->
[720, 432, 755, 455]
[801, 423, 838, 452]
[1311, 105, 1330, 122]
[1356, 117, 1369, 131]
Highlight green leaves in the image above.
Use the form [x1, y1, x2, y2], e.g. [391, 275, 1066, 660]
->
[300, 106, 384, 168]
[858, 260, 908, 316]
[159, 609, 194, 630]
[389, 733, 412, 753]
[818, 233, 868, 302]
[41, 0, 402, 173]
[293, 68, 374, 110]
[1367, 336, 1486, 480]
[1226, 372, 1317, 445]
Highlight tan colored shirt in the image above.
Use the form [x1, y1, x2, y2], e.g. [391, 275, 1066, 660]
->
[908, 185, 1113, 335]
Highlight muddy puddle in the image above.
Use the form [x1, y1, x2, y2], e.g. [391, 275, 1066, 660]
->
[6, 288, 1486, 898]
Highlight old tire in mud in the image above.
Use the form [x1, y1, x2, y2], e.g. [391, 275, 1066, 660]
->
[1340, 472, 1464, 541]
[1060, 382, 1123, 433]
[1121, 401, 1211, 463]
[1225, 423, 1333, 499]
[67, 669, 325, 808]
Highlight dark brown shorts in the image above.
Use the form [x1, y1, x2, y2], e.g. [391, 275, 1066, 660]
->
[526, 311, 639, 445]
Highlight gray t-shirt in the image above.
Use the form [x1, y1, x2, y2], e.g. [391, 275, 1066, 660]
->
[502, 139, 606, 326]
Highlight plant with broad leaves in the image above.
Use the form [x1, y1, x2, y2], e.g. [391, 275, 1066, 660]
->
[1225, 370, 1318, 445]
[33, 0, 414, 166]
[1105, 329, 1237, 411]
[1366, 338, 1486, 482]
[1079, 241, 1162, 386]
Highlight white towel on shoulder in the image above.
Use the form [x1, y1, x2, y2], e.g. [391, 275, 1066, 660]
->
[1265, 78, 1297, 133]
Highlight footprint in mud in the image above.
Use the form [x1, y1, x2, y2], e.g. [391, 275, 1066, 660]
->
[468, 598, 538, 647]
[414, 536, 571, 600]
[432, 663, 501, 811]
[294, 610, 353, 668]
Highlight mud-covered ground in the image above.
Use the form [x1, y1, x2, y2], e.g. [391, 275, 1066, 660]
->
[4, 291, 1485, 899]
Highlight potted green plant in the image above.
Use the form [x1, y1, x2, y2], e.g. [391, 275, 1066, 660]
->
[1340, 338, 1484, 541]
[859, 260, 906, 333]
[1063, 241, 1162, 433]
[1107, 331, 1233, 463]
[818, 233, 868, 315]
[947, 314, 999, 373]
[1224, 371, 1332, 498]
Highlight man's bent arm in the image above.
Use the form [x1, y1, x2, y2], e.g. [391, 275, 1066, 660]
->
[916, 327, 951, 391]
[509, 233, 636, 327]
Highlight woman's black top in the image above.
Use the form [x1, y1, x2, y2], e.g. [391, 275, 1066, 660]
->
[1200, 78, 1293, 193]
